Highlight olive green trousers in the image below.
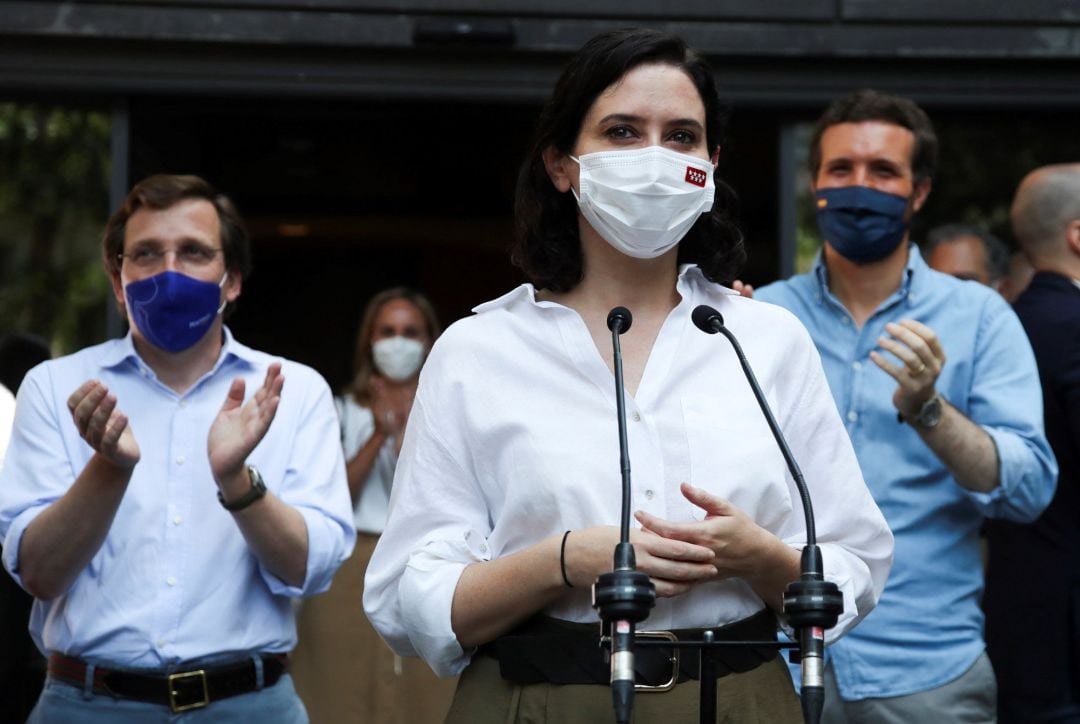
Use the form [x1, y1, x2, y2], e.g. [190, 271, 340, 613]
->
[445, 650, 801, 724]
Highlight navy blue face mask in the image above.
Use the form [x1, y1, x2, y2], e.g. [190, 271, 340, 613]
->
[124, 270, 226, 353]
[815, 186, 910, 263]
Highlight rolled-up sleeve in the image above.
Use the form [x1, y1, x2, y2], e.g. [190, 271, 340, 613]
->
[364, 360, 489, 677]
[0, 366, 76, 590]
[962, 298, 1057, 522]
[259, 367, 356, 597]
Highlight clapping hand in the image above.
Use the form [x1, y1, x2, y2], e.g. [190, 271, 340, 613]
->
[869, 320, 945, 419]
[208, 363, 284, 484]
[67, 380, 140, 469]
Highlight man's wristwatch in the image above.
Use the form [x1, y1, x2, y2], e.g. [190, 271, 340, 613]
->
[217, 465, 268, 512]
[900, 394, 944, 430]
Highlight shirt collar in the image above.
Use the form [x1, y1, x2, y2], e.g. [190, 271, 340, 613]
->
[472, 265, 721, 315]
[99, 332, 141, 370]
[99, 326, 253, 376]
[811, 243, 923, 309]
[676, 263, 709, 292]
[471, 283, 545, 314]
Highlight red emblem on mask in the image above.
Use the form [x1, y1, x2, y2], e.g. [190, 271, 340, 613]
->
[685, 166, 707, 187]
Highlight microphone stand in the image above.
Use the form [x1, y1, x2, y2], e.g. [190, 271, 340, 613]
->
[691, 303, 843, 724]
[592, 307, 656, 724]
[592, 303, 842, 724]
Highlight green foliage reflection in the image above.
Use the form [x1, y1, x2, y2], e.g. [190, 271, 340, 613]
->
[0, 103, 111, 356]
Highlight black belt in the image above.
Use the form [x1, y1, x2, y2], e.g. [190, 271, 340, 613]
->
[48, 652, 288, 713]
[480, 608, 779, 687]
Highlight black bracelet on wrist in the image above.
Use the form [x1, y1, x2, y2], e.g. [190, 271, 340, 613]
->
[560, 530, 573, 588]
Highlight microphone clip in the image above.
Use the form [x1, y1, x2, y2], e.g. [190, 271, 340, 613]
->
[782, 545, 844, 661]
[592, 543, 656, 629]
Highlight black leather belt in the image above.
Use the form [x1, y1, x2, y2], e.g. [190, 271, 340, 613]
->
[480, 608, 779, 688]
[47, 652, 288, 713]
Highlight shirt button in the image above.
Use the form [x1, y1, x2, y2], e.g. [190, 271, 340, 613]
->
[644, 489, 655, 500]
[179, 399, 188, 409]
[173, 516, 183, 526]
[156, 640, 167, 648]
[632, 412, 641, 422]
[166, 576, 177, 587]
[176, 454, 186, 465]
[847, 411, 858, 422]
[852, 361, 863, 371]
[479, 543, 488, 554]
[841, 318, 851, 326]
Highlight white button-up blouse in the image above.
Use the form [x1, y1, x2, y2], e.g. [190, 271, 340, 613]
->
[364, 266, 893, 676]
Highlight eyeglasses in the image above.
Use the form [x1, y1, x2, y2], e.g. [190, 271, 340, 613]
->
[118, 245, 223, 271]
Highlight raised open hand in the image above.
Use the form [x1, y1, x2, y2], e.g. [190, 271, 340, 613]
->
[208, 363, 284, 482]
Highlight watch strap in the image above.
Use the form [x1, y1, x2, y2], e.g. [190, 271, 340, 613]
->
[217, 465, 268, 512]
[897, 394, 943, 428]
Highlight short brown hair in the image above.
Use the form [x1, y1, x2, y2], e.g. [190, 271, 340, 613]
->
[808, 89, 938, 186]
[103, 174, 251, 315]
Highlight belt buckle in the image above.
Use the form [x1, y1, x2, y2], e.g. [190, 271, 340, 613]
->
[633, 630, 679, 692]
[168, 669, 209, 712]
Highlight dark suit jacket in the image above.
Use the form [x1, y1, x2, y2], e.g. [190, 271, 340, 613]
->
[986, 271, 1080, 722]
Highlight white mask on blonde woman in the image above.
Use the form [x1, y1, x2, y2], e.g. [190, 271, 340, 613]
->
[372, 336, 426, 381]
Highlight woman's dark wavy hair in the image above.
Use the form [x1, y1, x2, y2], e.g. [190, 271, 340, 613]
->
[512, 28, 744, 292]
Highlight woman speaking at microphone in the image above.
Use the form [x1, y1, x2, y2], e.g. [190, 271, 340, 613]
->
[364, 28, 892, 723]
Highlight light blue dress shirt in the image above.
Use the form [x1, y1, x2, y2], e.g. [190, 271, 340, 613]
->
[757, 246, 1057, 700]
[0, 329, 356, 669]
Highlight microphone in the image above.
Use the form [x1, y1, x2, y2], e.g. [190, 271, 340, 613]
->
[592, 306, 655, 724]
[606, 306, 633, 538]
[691, 304, 842, 724]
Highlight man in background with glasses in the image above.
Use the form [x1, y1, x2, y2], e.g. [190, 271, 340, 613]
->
[0, 174, 355, 722]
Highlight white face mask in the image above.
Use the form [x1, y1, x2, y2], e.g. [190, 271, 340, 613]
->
[372, 336, 426, 381]
[571, 146, 715, 259]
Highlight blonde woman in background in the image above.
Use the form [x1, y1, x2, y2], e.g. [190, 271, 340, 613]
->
[292, 287, 456, 723]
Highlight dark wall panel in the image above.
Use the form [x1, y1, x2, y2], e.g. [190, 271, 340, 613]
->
[108, 0, 836, 20]
[843, 1, 1080, 23]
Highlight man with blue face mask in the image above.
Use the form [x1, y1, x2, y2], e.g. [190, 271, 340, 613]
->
[0, 174, 355, 722]
[755, 90, 1056, 722]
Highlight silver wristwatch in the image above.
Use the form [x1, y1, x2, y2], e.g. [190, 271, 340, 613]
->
[910, 394, 944, 429]
[217, 465, 268, 512]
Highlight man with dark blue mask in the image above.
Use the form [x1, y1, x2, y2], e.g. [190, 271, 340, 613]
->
[753, 90, 1056, 723]
[0, 174, 355, 722]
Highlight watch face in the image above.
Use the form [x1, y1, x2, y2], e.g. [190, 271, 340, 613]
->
[248, 465, 266, 490]
[219, 466, 268, 511]
[917, 396, 942, 428]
